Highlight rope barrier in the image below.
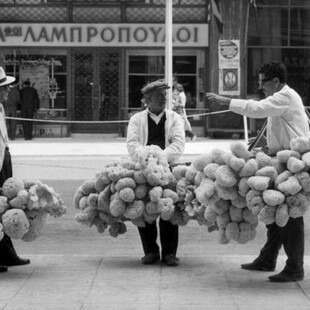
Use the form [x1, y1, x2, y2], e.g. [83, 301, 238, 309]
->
[13, 161, 99, 171]
[6, 109, 231, 124]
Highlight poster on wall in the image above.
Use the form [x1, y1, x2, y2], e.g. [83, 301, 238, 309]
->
[19, 63, 49, 109]
[218, 40, 240, 96]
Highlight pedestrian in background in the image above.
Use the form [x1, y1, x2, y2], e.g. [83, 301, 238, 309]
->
[0, 67, 30, 273]
[20, 80, 40, 140]
[206, 61, 308, 282]
[5, 82, 20, 140]
[172, 83, 197, 141]
[127, 79, 185, 267]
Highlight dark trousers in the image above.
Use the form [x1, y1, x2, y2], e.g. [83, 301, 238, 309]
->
[185, 130, 195, 138]
[21, 109, 35, 140]
[258, 217, 304, 274]
[7, 112, 16, 140]
[0, 148, 18, 264]
[138, 219, 179, 257]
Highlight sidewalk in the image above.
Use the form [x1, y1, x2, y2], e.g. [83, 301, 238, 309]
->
[1, 137, 310, 310]
[9, 137, 236, 180]
[8, 136, 234, 157]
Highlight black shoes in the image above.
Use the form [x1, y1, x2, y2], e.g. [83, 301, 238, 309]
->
[0, 265, 8, 273]
[0, 257, 30, 267]
[141, 253, 160, 265]
[241, 259, 275, 272]
[162, 254, 179, 267]
[269, 270, 304, 282]
[141, 253, 179, 266]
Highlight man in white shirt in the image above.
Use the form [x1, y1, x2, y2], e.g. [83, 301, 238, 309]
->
[206, 61, 308, 282]
[127, 79, 185, 266]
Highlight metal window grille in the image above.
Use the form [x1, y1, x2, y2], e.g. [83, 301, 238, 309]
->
[0, 6, 67, 21]
[72, 7, 121, 23]
[0, 0, 208, 23]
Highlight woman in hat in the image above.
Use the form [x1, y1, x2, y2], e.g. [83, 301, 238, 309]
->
[0, 67, 30, 273]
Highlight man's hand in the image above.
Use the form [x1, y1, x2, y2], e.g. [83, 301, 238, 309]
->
[206, 92, 231, 106]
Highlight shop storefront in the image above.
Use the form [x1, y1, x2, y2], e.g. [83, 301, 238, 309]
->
[0, 0, 209, 138]
[3, 0, 308, 139]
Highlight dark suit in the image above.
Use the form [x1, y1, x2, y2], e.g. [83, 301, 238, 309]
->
[5, 85, 20, 140]
[0, 147, 20, 264]
[20, 85, 40, 140]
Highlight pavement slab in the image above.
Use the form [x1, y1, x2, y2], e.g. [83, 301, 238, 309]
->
[1, 254, 310, 310]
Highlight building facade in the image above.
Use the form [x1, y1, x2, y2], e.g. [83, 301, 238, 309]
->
[0, 0, 309, 138]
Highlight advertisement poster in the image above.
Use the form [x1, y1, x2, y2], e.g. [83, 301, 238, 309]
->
[19, 63, 49, 109]
[218, 40, 240, 96]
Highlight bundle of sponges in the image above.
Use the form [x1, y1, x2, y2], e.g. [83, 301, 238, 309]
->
[245, 135, 310, 227]
[171, 163, 214, 228]
[0, 177, 67, 242]
[186, 143, 260, 243]
[74, 146, 186, 237]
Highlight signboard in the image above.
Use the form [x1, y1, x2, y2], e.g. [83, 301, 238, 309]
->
[218, 40, 240, 96]
[0, 23, 209, 47]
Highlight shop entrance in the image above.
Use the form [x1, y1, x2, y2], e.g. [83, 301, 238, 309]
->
[72, 49, 120, 134]
[125, 49, 207, 136]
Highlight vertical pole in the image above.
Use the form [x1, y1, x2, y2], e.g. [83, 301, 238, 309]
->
[243, 115, 248, 144]
[165, 0, 173, 110]
[51, 58, 55, 108]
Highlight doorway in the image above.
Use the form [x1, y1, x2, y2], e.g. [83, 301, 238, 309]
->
[72, 49, 121, 133]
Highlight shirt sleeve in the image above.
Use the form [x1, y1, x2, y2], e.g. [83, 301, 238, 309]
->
[230, 91, 290, 119]
[163, 113, 185, 162]
[126, 114, 142, 159]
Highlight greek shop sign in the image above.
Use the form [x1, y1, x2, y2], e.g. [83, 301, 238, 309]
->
[0, 23, 208, 47]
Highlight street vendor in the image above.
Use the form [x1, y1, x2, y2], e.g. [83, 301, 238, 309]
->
[206, 61, 308, 282]
[0, 67, 30, 273]
[126, 79, 185, 266]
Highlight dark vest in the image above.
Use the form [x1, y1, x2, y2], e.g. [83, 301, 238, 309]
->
[147, 112, 166, 150]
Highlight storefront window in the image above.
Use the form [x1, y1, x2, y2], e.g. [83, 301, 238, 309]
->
[128, 54, 197, 110]
[248, 7, 288, 46]
[3, 50, 67, 110]
[248, 0, 310, 106]
[291, 8, 310, 46]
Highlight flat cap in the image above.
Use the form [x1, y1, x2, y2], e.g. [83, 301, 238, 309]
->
[141, 79, 170, 95]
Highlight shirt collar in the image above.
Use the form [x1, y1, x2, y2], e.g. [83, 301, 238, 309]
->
[147, 108, 166, 125]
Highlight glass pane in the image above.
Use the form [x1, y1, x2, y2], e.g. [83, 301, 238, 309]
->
[248, 7, 288, 46]
[290, 8, 310, 46]
[291, 0, 310, 6]
[129, 56, 164, 74]
[173, 56, 196, 74]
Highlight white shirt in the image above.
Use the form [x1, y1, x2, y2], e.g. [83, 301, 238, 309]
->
[126, 108, 185, 163]
[230, 85, 309, 154]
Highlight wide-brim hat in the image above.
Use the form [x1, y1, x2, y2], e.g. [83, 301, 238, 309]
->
[0, 67, 15, 87]
[141, 79, 170, 95]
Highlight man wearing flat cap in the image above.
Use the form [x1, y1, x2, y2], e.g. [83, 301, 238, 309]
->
[127, 79, 185, 266]
[0, 67, 30, 273]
